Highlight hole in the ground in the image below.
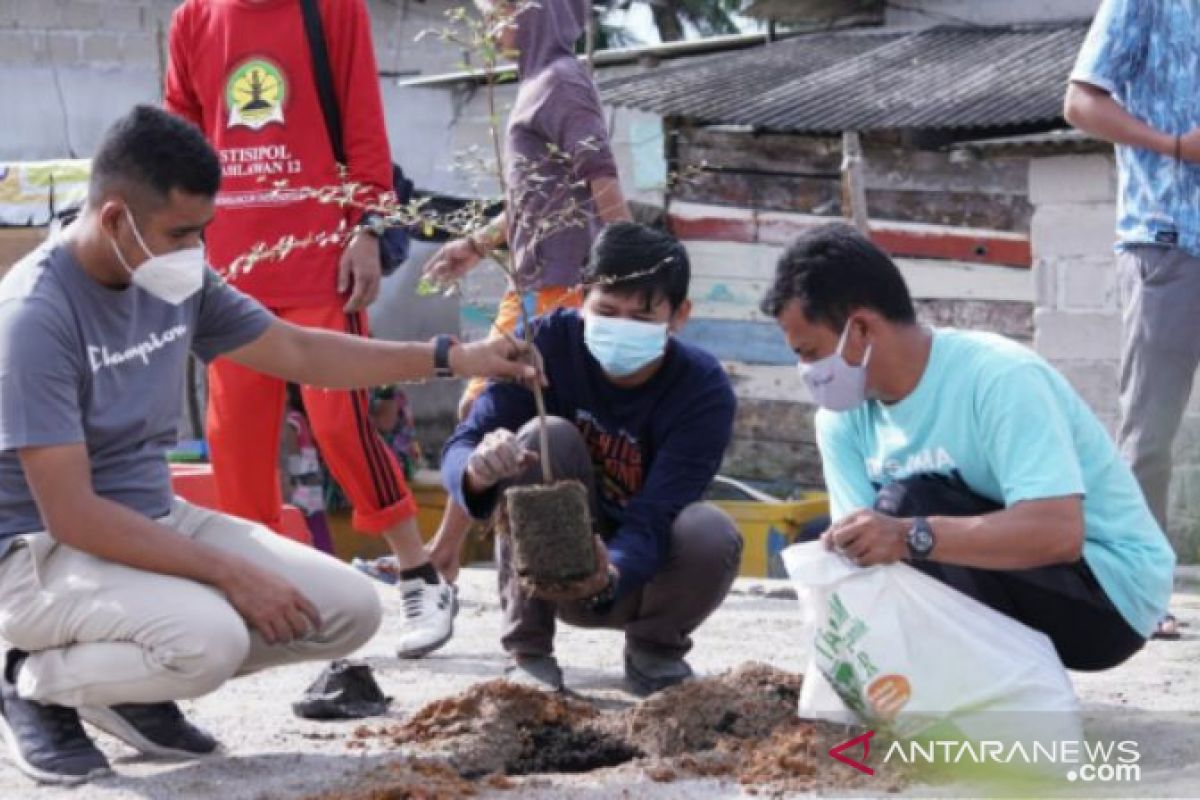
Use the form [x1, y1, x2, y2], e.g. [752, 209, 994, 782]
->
[505, 723, 642, 775]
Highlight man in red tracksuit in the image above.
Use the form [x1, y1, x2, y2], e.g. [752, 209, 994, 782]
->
[165, 0, 454, 658]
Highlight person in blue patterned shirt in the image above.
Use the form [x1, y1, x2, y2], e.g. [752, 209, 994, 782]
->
[1065, 0, 1199, 639]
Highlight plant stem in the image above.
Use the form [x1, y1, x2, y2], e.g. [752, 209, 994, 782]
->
[482, 8, 553, 486]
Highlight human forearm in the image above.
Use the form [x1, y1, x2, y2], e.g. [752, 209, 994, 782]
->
[591, 176, 631, 223]
[50, 494, 245, 588]
[274, 326, 440, 388]
[826, 498, 1084, 570]
[1064, 82, 1174, 156]
[929, 500, 1084, 570]
[471, 212, 508, 251]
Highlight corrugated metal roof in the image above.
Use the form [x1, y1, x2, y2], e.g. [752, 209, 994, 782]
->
[744, 0, 884, 25]
[599, 23, 1088, 134]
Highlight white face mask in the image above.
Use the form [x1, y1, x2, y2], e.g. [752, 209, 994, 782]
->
[110, 207, 205, 305]
[799, 320, 872, 412]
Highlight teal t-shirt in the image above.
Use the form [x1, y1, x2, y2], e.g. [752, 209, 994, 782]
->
[815, 329, 1175, 639]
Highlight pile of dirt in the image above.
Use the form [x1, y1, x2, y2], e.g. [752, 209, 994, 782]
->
[344, 679, 620, 778]
[305, 758, 483, 800]
[734, 720, 905, 795]
[610, 661, 802, 756]
[323, 663, 904, 796]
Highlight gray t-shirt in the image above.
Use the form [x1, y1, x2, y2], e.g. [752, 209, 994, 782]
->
[0, 241, 272, 542]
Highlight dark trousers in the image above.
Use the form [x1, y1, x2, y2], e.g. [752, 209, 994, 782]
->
[496, 417, 743, 660]
[876, 473, 1145, 671]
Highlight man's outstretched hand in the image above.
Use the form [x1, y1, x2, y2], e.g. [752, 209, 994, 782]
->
[423, 238, 483, 286]
[449, 335, 546, 389]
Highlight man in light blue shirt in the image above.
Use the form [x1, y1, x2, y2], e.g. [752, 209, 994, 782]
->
[1065, 2, 1199, 639]
[763, 224, 1175, 671]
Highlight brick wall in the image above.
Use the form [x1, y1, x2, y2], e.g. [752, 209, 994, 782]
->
[0, 0, 464, 161]
[1031, 152, 1198, 562]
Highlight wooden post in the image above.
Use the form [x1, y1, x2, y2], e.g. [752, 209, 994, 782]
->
[841, 131, 870, 234]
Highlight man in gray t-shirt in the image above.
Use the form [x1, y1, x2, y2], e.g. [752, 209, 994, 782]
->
[0, 250, 268, 541]
[0, 106, 537, 786]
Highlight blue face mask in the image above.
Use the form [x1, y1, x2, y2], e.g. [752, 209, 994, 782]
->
[583, 311, 669, 378]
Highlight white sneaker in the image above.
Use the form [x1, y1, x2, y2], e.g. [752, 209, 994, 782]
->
[395, 576, 455, 659]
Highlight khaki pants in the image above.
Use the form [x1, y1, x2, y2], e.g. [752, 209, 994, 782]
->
[0, 499, 381, 708]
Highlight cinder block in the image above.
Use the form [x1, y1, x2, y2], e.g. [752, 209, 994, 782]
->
[119, 32, 159, 65]
[0, 30, 44, 62]
[1096, 411, 1119, 440]
[58, 1, 105, 30]
[0, 3, 21, 28]
[1033, 308, 1122, 362]
[1029, 154, 1116, 206]
[1166, 473, 1200, 562]
[1031, 203, 1117, 260]
[47, 31, 80, 64]
[1057, 256, 1119, 312]
[1034, 257, 1057, 308]
[1184, 371, 1200, 414]
[13, 0, 60, 29]
[103, 4, 144, 32]
[81, 31, 123, 63]
[1172, 415, 1200, 465]
[1055, 359, 1120, 416]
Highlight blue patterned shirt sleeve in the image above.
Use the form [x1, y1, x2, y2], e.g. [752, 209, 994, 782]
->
[1070, 0, 1146, 99]
[1068, 2, 1200, 257]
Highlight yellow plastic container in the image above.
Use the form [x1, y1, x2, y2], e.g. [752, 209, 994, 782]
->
[329, 470, 494, 564]
[713, 492, 830, 578]
[329, 468, 830, 580]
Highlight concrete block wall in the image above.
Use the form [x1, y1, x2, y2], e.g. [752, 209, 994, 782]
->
[0, 0, 465, 161]
[1031, 153, 1198, 562]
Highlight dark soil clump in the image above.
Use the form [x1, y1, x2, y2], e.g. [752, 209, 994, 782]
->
[325, 662, 905, 797]
[612, 661, 802, 756]
[506, 723, 641, 775]
[505, 480, 594, 583]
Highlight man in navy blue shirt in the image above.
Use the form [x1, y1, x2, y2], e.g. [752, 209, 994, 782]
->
[442, 222, 742, 694]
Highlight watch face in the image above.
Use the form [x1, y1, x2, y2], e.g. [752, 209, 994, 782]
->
[908, 522, 934, 557]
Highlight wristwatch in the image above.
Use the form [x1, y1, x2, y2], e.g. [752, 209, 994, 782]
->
[432, 334, 456, 378]
[359, 213, 388, 239]
[906, 516, 935, 560]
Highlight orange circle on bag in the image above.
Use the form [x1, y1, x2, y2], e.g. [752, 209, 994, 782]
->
[866, 674, 912, 720]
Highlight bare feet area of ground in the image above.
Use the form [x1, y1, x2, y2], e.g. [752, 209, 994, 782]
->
[4, 568, 1199, 799]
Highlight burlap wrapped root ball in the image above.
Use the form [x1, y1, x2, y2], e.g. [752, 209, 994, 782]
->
[504, 480, 596, 588]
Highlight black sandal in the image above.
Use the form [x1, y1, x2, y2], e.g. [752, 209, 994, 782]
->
[1151, 613, 1181, 640]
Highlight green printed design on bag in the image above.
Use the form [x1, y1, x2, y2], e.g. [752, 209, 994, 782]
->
[814, 591, 880, 720]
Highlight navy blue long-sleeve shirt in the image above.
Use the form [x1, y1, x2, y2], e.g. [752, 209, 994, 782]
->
[442, 309, 736, 596]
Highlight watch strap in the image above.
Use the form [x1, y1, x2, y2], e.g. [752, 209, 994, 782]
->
[433, 334, 455, 378]
[906, 516, 935, 560]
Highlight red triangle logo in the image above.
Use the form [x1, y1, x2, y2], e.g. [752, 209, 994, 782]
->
[828, 730, 876, 775]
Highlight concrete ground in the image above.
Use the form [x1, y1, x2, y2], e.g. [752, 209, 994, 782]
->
[3, 566, 1199, 800]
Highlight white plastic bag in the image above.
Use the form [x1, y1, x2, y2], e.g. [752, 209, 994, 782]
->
[782, 542, 1081, 746]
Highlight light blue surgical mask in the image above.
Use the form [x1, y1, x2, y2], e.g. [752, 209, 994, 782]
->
[583, 311, 669, 378]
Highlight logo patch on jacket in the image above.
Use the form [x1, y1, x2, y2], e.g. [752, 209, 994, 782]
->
[226, 58, 287, 130]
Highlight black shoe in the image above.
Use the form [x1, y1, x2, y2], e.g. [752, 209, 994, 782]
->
[624, 647, 694, 697]
[80, 702, 220, 761]
[0, 650, 111, 785]
[292, 659, 392, 721]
